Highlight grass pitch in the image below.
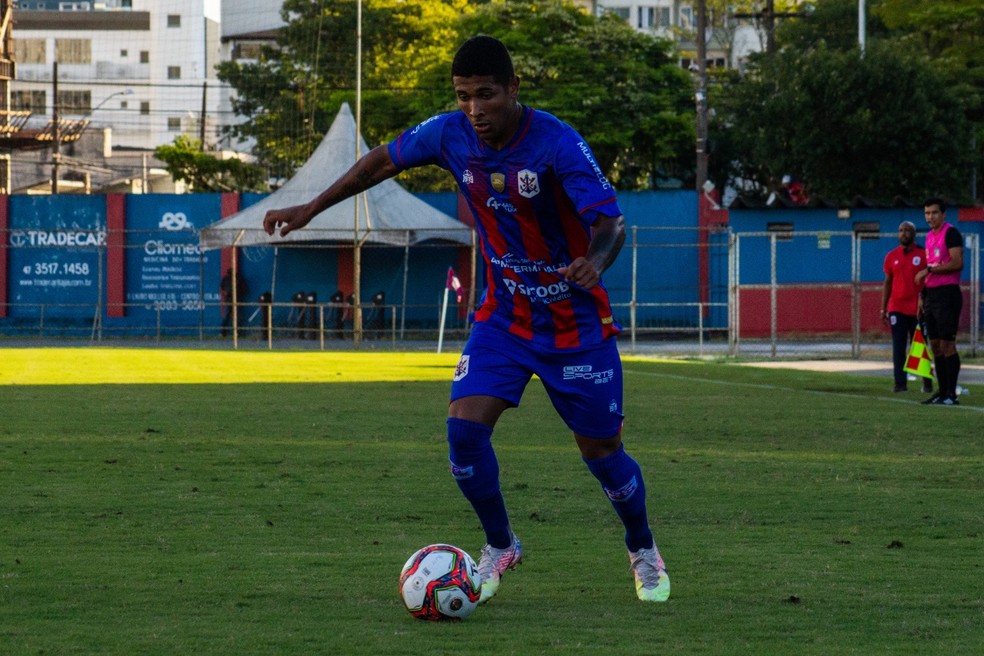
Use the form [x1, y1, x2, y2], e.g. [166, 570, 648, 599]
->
[1, 349, 981, 655]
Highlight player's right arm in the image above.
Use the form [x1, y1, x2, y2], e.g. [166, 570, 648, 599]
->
[263, 145, 400, 237]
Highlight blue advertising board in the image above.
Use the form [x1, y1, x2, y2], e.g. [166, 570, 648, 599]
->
[7, 195, 105, 320]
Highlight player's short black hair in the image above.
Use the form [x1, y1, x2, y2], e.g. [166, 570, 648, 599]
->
[923, 197, 946, 213]
[451, 35, 515, 87]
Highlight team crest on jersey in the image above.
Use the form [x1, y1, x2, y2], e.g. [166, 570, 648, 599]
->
[454, 354, 470, 381]
[491, 172, 506, 192]
[518, 169, 540, 198]
[912, 256, 921, 265]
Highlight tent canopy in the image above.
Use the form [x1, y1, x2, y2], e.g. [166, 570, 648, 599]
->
[199, 103, 471, 250]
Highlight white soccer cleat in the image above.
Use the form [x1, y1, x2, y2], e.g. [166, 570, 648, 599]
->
[629, 545, 670, 602]
[477, 533, 523, 603]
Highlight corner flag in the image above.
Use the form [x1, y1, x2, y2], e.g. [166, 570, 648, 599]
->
[903, 324, 935, 380]
[446, 267, 463, 304]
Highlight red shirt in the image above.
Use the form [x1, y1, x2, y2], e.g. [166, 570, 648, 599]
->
[883, 243, 926, 315]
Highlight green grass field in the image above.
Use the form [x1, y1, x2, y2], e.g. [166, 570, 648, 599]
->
[1, 349, 981, 655]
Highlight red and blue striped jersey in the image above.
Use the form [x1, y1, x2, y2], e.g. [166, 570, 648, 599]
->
[388, 107, 622, 351]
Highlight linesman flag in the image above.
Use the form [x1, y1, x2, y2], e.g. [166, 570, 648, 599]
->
[903, 324, 935, 380]
[446, 267, 463, 304]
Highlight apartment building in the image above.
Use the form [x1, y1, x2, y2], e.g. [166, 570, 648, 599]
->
[9, 0, 220, 191]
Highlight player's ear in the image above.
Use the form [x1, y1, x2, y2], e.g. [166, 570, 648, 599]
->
[508, 76, 520, 99]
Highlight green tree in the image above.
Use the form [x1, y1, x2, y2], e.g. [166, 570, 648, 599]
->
[713, 41, 976, 203]
[155, 136, 269, 193]
[449, 0, 695, 189]
[218, 0, 695, 191]
[216, 0, 470, 181]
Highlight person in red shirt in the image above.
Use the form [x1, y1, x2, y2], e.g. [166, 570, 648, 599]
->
[881, 220, 931, 393]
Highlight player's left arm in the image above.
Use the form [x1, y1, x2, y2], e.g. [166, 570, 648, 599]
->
[558, 214, 625, 290]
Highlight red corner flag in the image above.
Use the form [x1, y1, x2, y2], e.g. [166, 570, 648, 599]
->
[446, 267, 463, 304]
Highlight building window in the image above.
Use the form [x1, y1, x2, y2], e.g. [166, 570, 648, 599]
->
[167, 14, 181, 28]
[121, 49, 128, 58]
[140, 101, 150, 115]
[167, 116, 182, 132]
[167, 66, 181, 80]
[605, 6, 630, 22]
[679, 6, 694, 29]
[14, 39, 46, 65]
[12, 90, 45, 112]
[656, 7, 671, 27]
[55, 39, 92, 64]
[140, 51, 150, 64]
[232, 42, 262, 61]
[56, 90, 91, 115]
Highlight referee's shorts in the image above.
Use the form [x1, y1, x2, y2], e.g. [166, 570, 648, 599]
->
[922, 284, 962, 342]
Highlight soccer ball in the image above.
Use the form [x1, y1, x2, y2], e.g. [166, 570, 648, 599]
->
[399, 544, 482, 621]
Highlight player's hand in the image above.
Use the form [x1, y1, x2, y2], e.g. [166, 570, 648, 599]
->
[557, 257, 600, 290]
[263, 205, 313, 237]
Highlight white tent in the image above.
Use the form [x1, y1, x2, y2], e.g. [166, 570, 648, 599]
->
[199, 103, 471, 249]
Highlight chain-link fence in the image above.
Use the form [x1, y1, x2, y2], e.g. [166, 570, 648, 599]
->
[2, 225, 981, 358]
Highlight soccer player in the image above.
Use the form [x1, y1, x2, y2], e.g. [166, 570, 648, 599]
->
[915, 198, 964, 406]
[263, 35, 670, 603]
[880, 221, 931, 393]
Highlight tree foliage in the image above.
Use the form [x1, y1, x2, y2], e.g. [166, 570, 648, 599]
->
[713, 0, 982, 203]
[217, 0, 694, 191]
[154, 136, 268, 192]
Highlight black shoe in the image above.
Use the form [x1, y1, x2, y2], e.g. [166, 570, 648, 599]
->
[922, 381, 934, 394]
[940, 395, 960, 406]
[893, 385, 908, 393]
[922, 392, 942, 405]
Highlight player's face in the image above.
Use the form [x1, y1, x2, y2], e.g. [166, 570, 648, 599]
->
[453, 75, 521, 149]
[924, 204, 945, 230]
[898, 224, 915, 246]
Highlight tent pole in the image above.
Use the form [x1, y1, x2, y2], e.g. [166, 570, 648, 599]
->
[352, 0, 363, 347]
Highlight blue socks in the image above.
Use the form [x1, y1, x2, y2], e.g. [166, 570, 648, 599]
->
[584, 445, 654, 552]
[448, 417, 654, 552]
[447, 417, 512, 549]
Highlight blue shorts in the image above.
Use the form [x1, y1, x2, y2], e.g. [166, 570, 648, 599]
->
[450, 322, 624, 438]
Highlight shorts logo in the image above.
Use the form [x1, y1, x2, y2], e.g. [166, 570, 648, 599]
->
[449, 459, 474, 480]
[604, 476, 638, 503]
[454, 354, 470, 381]
[518, 169, 539, 198]
[563, 365, 614, 384]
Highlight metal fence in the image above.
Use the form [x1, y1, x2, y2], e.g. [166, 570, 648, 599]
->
[2, 226, 981, 359]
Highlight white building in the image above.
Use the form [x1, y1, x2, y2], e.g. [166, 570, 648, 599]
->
[10, 0, 221, 191]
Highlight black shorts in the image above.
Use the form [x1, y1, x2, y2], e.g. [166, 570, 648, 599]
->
[922, 285, 962, 342]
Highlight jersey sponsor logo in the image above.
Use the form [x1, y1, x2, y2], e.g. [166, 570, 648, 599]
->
[491, 172, 506, 192]
[486, 197, 517, 213]
[410, 115, 441, 135]
[454, 354, 470, 381]
[517, 169, 540, 198]
[604, 475, 638, 503]
[577, 141, 612, 191]
[462, 170, 474, 185]
[562, 364, 614, 384]
[490, 252, 558, 274]
[502, 278, 572, 304]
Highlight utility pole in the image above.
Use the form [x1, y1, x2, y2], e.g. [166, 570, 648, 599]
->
[51, 62, 60, 194]
[199, 81, 207, 149]
[695, 0, 708, 191]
